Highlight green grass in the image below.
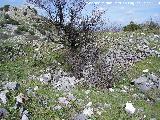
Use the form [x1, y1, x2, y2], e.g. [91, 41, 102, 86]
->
[126, 56, 160, 80]
[0, 34, 160, 119]
[71, 85, 160, 120]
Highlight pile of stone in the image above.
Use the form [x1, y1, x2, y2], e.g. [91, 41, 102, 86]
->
[37, 64, 80, 91]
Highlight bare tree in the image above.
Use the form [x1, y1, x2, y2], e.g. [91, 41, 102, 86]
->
[27, 0, 105, 50]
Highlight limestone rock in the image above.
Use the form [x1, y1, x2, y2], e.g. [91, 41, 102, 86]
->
[4, 82, 20, 90]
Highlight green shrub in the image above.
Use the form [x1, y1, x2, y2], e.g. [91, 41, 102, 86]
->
[14, 29, 22, 34]
[1, 13, 19, 25]
[0, 7, 3, 11]
[37, 27, 46, 35]
[17, 26, 28, 32]
[14, 7, 17, 11]
[15, 26, 29, 34]
[123, 21, 142, 32]
[32, 23, 38, 28]
[29, 30, 35, 35]
[4, 14, 10, 19]
[6, 18, 19, 25]
[32, 8, 38, 15]
[0, 5, 10, 12]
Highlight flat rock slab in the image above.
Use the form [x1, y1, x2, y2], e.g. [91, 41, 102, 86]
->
[73, 113, 88, 120]
[131, 74, 160, 92]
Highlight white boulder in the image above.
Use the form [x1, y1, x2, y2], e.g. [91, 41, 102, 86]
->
[125, 102, 136, 114]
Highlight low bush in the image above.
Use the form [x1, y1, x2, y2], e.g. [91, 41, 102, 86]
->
[123, 21, 142, 32]
[15, 26, 29, 34]
[29, 30, 35, 35]
[0, 13, 19, 25]
[4, 14, 10, 19]
[6, 18, 19, 25]
[0, 5, 10, 12]
[23, 11, 27, 16]
[0, 20, 5, 27]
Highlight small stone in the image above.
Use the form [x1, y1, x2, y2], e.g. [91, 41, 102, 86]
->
[0, 90, 8, 104]
[143, 69, 149, 73]
[97, 111, 102, 115]
[86, 102, 92, 107]
[39, 73, 52, 83]
[109, 88, 114, 92]
[82, 107, 93, 117]
[125, 102, 136, 114]
[67, 93, 76, 101]
[58, 97, 69, 105]
[120, 89, 127, 93]
[34, 86, 39, 91]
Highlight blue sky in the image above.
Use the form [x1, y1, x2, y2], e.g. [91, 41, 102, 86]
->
[0, 0, 160, 25]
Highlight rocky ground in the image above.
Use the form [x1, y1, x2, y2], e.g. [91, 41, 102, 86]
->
[0, 5, 160, 120]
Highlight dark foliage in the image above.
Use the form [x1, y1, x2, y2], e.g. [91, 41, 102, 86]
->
[14, 7, 18, 11]
[29, 30, 35, 35]
[4, 14, 10, 19]
[123, 21, 142, 32]
[15, 26, 29, 34]
[0, 13, 19, 26]
[0, 5, 10, 12]
[23, 11, 28, 16]
[27, 0, 105, 51]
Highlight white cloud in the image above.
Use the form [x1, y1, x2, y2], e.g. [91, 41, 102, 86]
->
[106, 2, 112, 5]
[94, 2, 100, 5]
[115, 2, 122, 5]
[129, 2, 135, 6]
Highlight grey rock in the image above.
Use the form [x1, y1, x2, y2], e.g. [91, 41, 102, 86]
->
[67, 93, 76, 101]
[21, 109, 29, 120]
[39, 73, 52, 83]
[0, 108, 8, 119]
[131, 74, 160, 92]
[4, 82, 20, 90]
[22, 114, 29, 120]
[53, 76, 78, 91]
[0, 90, 8, 104]
[58, 97, 69, 105]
